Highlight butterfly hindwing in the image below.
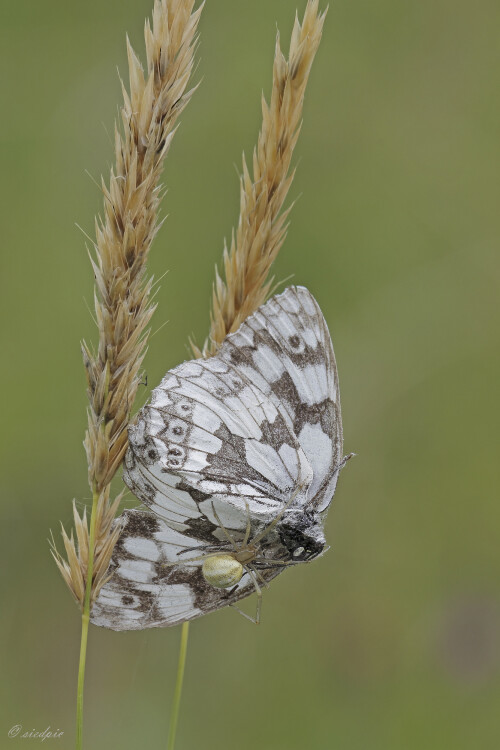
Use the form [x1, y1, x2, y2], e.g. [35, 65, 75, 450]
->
[219, 286, 342, 511]
[90, 510, 282, 630]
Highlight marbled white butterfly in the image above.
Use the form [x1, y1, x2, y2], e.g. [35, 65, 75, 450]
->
[91, 286, 350, 630]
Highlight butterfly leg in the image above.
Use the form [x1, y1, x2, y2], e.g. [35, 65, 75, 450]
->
[253, 557, 302, 567]
[250, 479, 306, 547]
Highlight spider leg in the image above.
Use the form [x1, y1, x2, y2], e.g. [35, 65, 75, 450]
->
[229, 603, 259, 624]
[211, 501, 239, 552]
[242, 500, 252, 547]
[248, 563, 269, 589]
[159, 550, 226, 567]
[228, 566, 263, 625]
[248, 567, 263, 624]
[177, 543, 223, 556]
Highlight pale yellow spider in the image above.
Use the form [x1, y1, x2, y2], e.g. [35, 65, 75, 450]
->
[171, 488, 306, 624]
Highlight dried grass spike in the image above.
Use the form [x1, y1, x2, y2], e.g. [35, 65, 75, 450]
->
[199, 0, 326, 357]
[54, 0, 203, 608]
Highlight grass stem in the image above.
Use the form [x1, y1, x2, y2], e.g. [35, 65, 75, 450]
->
[167, 622, 190, 750]
[76, 490, 99, 750]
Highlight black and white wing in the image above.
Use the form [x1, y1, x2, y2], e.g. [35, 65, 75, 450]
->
[91, 286, 343, 631]
[91, 510, 283, 631]
[218, 285, 343, 512]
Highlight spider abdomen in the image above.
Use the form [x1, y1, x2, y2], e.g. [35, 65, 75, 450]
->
[202, 554, 244, 588]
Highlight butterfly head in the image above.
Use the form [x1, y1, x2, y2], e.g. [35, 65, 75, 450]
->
[277, 510, 327, 563]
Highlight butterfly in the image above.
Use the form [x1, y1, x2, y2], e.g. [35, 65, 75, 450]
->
[91, 286, 350, 630]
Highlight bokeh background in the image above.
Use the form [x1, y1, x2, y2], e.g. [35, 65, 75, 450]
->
[1, 0, 499, 748]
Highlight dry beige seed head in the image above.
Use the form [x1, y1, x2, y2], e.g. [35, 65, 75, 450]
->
[53, 0, 325, 607]
[53, 0, 203, 607]
[195, 0, 326, 358]
[51, 492, 123, 605]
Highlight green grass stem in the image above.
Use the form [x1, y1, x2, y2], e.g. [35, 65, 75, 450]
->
[167, 622, 190, 750]
[75, 490, 99, 750]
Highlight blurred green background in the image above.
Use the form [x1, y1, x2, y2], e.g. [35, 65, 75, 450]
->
[1, 0, 499, 748]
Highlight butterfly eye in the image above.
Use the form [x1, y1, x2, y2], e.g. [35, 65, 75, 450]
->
[288, 334, 301, 349]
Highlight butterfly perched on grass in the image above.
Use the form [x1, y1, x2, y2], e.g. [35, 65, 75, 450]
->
[91, 286, 350, 630]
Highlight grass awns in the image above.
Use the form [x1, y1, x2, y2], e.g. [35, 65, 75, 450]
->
[195, 0, 326, 358]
